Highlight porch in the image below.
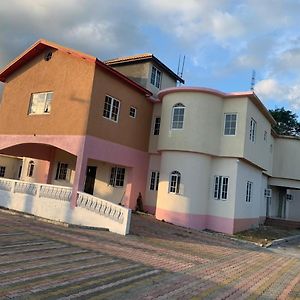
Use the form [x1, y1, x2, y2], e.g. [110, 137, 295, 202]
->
[0, 178, 131, 235]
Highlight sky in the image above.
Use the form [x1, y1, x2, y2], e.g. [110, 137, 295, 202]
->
[1, 0, 300, 113]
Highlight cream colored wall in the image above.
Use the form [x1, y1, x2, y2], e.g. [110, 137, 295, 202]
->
[286, 190, 300, 220]
[158, 92, 223, 155]
[208, 158, 238, 219]
[273, 137, 300, 181]
[243, 99, 273, 172]
[148, 103, 162, 153]
[0, 155, 22, 179]
[235, 160, 264, 219]
[219, 98, 247, 157]
[20, 157, 50, 184]
[157, 151, 211, 215]
[89, 159, 127, 205]
[145, 154, 161, 209]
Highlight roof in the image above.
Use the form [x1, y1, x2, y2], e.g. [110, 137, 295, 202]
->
[0, 39, 152, 96]
[105, 53, 185, 84]
[158, 86, 276, 125]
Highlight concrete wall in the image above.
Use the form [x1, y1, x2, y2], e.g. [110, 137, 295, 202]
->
[148, 103, 162, 154]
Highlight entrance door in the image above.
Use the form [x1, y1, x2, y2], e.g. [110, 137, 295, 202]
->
[84, 166, 97, 195]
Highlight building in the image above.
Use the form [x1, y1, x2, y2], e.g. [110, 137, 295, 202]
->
[0, 39, 300, 235]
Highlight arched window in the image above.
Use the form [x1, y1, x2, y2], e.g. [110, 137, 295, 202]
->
[27, 161, 35, 177]
[171, 103, 185, 129]
[169, 171, 181, 194]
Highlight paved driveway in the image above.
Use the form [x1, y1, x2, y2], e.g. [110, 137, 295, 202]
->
[0, 209, 300, 299]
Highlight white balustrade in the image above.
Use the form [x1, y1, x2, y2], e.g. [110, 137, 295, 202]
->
[0, 178, 13, 192]
[14, 181, 37, 195]
[77, 192, 126, 224]
[39, 185, 72, 201]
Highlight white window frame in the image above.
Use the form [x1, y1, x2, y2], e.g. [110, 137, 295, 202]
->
[28, 91, 53, 115]
[169, 171, 181, 194]
[150, 66, 162, 88]
[171, 103, 185, 130]
[55, 162, 69, 180]
[246, 181, 253, 202]
[149, 171, 160, 191]
[27, 161, 35, 177]
[0, 166, 5, 177]
[103, 95, 120, 122]
[109, 166, 125, 187]
[153, 117, 161, 135]
[129, 106, 137, 118]
[249, 118, 257, 142]
[213, 176, 229, 200]
[224, 113, 237, 136]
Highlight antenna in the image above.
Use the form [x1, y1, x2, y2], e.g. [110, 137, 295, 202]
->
[180, 55, 185, 79]
[177, 55, 181, 76]
[251, 70, 256, 91]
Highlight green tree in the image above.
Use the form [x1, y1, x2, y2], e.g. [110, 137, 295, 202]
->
[269, 107, 300, 136]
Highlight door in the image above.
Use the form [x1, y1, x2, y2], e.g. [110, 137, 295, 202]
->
[84, 166, 97, 195]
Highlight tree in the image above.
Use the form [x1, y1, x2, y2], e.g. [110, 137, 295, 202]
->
[269, 107, 300, 136]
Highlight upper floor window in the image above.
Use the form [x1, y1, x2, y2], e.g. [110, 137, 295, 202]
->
[153, 117, 161, 135]
[109, 166, 125, 187]
[249, 118, 257, 142]
[246, 181, 253, 202]
[129, 106, 137, 118]
[214, 176, 229, 200]
[264, 130, 268, 142]
[55, 162, 69, 180]
[169, 171, 181, 194]
[171, 103, 185, 129]
[0, 166, 6, 177]
[150, 66, 162, 88]
[28, 92, 53, 115]
[103, 95, 120, 122]
[224, 113, 237, 135]
[150, 171, 160, 191]
[27, 161, 35, 177]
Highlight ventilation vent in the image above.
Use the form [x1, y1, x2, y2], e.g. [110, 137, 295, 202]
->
[44, 51, 52, 61]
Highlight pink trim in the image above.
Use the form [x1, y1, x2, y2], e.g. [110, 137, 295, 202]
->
[233, 218, 260, 233]
[144, 205, 156, 215]
[155, 207, 207, 229]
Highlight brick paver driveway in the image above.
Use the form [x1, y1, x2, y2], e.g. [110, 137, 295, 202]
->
[0, 209, 300, 299]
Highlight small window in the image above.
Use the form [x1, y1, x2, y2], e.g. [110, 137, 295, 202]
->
[153, 117, 161, 135]
[55, 162, 69, 180]
[28, 92, 53, 115]
[246, 181, 253, 202]
[27, 161, 35, 177]
[103, 95, 120, 122]
[44, 51, 52, 61]
[171, 103, 185, 129]
[150, 66, 162, 88]
[169, 171, 181, 194]
[109, 167, 125, 187]
[129, 106, 137, 118]
[224, 113, 237, 135]
[214, 176, 229, 200]
[249, 118, 257, 142]
[0, 166, 6, 177]
[150, 171, 160, 191]
[264, 130, 268, 142]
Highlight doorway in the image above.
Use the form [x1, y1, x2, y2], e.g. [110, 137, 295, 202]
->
[84, 166, 97, 195]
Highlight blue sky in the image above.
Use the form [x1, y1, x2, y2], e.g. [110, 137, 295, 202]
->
[1, 0, 300, 113]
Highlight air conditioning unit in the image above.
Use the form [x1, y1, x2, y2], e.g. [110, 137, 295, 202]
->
[286, 194, 293, 201]
[264, 189, 272, 197]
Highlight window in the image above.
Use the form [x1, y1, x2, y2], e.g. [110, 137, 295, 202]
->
[103, 95, 120, 122]
[28, 92, 53, 115]
[27, 161, 35, 177]
[246, 181, 253, 202]
[129, 106, 137, 118]
[0, 166, 5, 177]
[214, 176, 229, 200]
[249, 118, 257, 142]
[264, 130, 268, 142]
[171, 103, 185, 129]
[169, 171, 181, 194]
[224, 113, 237, 135]
[150, 66, 162, 88]
[55, 162, 69, 180]
[109, 167, 125, 187]
[153, 117, 161, 135]
[150, 171, 160, 191]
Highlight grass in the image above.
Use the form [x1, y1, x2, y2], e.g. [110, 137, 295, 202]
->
[234, 225, 300, 246]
